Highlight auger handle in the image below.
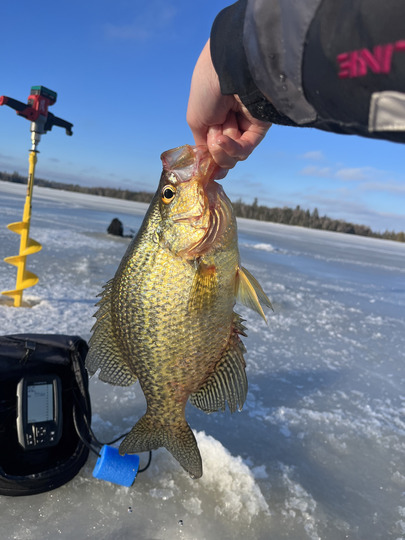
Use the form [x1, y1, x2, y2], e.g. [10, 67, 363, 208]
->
[0, 96, 27, 112]
[0, 91, 73, 135]
[45, 112, 73, 136]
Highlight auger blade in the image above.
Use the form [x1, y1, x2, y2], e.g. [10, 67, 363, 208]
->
[1, 289, 24, 308]
[23, 237, 42, 256]
[1, 289, 22, 300]
[2, 148, 43, 306]
[21, 269, 39, 288]
[4, 254, 25, 267]
[2, 267, 39, 289]
[6, 222, 42, 255]
[7, 221, 27, 234]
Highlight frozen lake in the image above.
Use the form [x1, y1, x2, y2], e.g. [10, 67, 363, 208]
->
[1, 180, 405, 540]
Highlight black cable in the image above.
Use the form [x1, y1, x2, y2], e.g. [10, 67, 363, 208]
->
[98, 430, 130, 446]
[138, 451, 152, 473]
[72, 397, 152, 473]
[74, 395, 129, 448]
[72, 403, 102, 458]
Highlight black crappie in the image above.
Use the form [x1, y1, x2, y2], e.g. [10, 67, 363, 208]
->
[86, 145, 271, 478]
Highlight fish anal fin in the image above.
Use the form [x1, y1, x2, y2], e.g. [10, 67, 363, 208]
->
[190, 313, 248, 414]
[236, 266, 272, 323]
[188, 261, 218, 312]
[86, 280, 137, 386]
[119, 414, 202, 479]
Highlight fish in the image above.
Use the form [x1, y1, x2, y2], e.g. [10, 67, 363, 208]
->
[86, 145, 272, 479]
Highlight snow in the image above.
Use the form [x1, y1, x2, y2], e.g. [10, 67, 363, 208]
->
[1, 180, 405, 540]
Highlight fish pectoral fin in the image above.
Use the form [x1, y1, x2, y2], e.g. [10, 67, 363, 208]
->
[119, 414, 202, 479]
[236, 266, 273, 323]
[188, 261, 218, 312]
[190, 313, 248, 414]
[86, 279, 137, 386]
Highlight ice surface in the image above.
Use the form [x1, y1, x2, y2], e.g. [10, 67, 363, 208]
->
[1, 181, 405, 539]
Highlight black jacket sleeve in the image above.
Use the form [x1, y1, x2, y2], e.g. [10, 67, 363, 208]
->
[210, 0, 405, 143]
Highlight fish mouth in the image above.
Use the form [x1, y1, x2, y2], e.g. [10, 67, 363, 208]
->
[161, 145, 220, 185]
[182, 182, 233, 257]
[172, 211, 204, 225]
[161, 145, 233, 258]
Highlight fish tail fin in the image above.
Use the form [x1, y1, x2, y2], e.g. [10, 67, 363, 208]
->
[119, 413, 202, 479]
[165, 422, 203, 479]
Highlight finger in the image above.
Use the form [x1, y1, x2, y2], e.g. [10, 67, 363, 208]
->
[191, 127, 208, 148]
[237, 123, 271, 156]
[213, 167, 229, 180]
[221, 111, 241, 140]
[208, 130, 263, 165]
[207, 130, 239, 169]
[207, 123, 271, 169]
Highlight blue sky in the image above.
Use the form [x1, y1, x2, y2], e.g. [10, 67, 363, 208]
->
[1, 0, 404, 233]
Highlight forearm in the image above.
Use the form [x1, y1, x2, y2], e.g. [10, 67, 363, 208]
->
[211, 0, 405, 143]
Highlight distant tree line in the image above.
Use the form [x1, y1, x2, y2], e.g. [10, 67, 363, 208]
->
[1, 171, 404, 242]
[233, 198, 405, 242]
[0, 170, 154, 203]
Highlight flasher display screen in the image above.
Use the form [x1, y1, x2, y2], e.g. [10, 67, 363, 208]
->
[27, 383, 54, 423]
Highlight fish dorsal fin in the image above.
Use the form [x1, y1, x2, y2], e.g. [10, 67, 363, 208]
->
[188, 261, 218, 312]
[236, 266, 272, 323]
[189, 314, 248, 414]
[86, 279, 137, 386]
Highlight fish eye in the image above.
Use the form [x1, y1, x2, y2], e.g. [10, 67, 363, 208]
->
[161, 185, 176, 204]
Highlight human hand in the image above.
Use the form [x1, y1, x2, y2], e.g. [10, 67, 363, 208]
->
[187, 40, 271, 177]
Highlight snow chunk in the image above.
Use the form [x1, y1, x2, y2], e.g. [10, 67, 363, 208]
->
[194, 431, 270, 521]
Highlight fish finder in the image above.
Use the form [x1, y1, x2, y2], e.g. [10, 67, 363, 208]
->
[16, 375, 63, 450]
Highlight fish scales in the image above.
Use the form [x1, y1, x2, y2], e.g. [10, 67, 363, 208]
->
[86, 145, 272, 478]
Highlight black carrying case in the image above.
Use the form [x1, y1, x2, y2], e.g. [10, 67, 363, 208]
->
[0, 334, 91, 496]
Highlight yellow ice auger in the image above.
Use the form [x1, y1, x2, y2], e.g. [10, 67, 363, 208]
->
[0, 86, 73, 307]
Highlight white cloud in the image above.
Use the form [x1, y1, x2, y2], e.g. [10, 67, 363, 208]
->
[300, 150, 324, 161]
[298, 191, 405, 232]
[104, 4, 176, 41]
[335, 167, 377, 181]
[302, 165, 403, 188]
[361, 181, 405, 194]
[300, 165, 332, 178]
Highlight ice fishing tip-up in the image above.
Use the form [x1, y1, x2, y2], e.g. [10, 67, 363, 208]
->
[0, 85, 73, 149]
